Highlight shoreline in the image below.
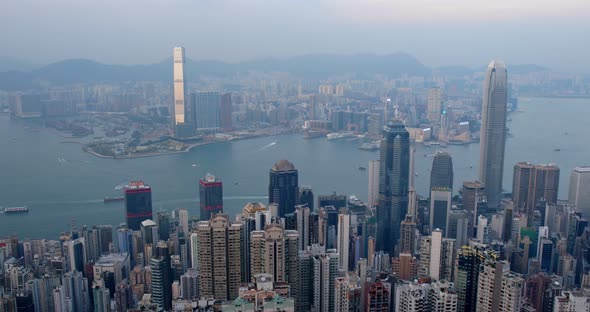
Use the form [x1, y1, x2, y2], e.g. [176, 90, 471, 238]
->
[83, 131, 289, 159]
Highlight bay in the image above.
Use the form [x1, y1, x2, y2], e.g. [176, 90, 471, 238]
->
[0, 97, 589, 238]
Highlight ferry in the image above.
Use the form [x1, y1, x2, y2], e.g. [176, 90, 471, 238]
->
[358, 142, 380, 151]
[1, 206, 29, 214]
[303, 130, 325, 139]
[326, 132, 354, 141]
[104, 197, 124, 203]
[358, 166, 366, 171]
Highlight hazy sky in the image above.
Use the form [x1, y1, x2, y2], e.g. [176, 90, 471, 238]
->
[1, 0, 589, 70]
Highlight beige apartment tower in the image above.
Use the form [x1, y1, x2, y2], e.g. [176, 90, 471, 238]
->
[173, 47, 187, 126]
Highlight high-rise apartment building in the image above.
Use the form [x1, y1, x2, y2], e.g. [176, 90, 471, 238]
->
[337, 209, 351, 271]
[395, 280, 457, 312]
[455, 246, 487, 312]
[365, 280, 392, 312]
[368, 160, 380, 208]
[296, 205, 311, 250]
[269, 160, 299, 218]
[399, 215, 417, 255]
[418, 229, 454, 281]
[476, 260, 524, 312]
[427, 87, 442, 123]
[297, 245, 339, 312]
[334, 276, 362, 312]
[569, 166, 590, 217]
[196, 214, 243, 301]
[377, 119, 410, 254]
[178, 208, 189, 235]
[199, 174, 223, 220]
[123, 181, 152, 231]
[479, 60, 508, 209]
[430, 151, 453, 192]
[249, 224, 298, 288]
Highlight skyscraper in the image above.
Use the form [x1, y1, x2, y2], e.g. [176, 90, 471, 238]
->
[430, 151, 454, 192]
[377, 119, 410, 254]
[178, 208, 189, 234]
[123, 181, 152, 231]
[462, 181, 485, 235]
[368, 160, 380, 208]
[269, 160, 299, 218]
[150, 241, 172, 311]
[479, 60, 508, 209]
[191, 91, 220, 129]
[476, 260, 524, 312]
[427, 87, 442, 123]
[220, 93, 232, 130]
[297, 245, 339, 312]
[173, 47, 187, 126]
[568, 166, 590, 217]
[430, 188, 452, 234]
[337, 208, 350, 271]
[249, 224, 298, 289]
[199, 174, 223, 220]
[196, 214, 243, 301]
[512, 162, 560, 219]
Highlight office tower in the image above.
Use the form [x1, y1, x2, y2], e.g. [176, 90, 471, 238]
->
[96, 225, 113, 255]
[569, 166, 590, 217]
[173, 47, 187, 126]
[479, 60, 508, 209]
[377, 118, 410, 254]
[64, 237, 86, 273]
[318, 193, 347, 210]
[455, 246, 487, 312]
[178, 208, 189, 234]
[93, 253, 131, 286]
[92, 281, 110, 312]
[150, 241, 172, 311]
[430, 151, 454, 191]
[430, 188, 452, 234]
[180, 268, 199, 301]
[447, 209, 469, 248]
[298, 186, 315, 211]
[462, 181, 485, 235]
[512, 162, 535, 211]
[199, 174, 223, 220]
[250, 224, 298, 284]
[427, 87, 442, 123]
[124, 181, 152, 231]
[296, 205, 311, 250]
[196, 214, 243, 301]
[337, 209, 351, 271]
[297, 245, 338, 312]
[62, 270, 90, 312]
[399, 215, 417, 255]
[368, 160, 380, 208]
[476, 260, 524, 312]
[140, 219, 158, 248]
[191, 91, 220, 129]
[392, 253, 418, 280]
[269, 160, 299, 218]
[156, 211, 170, 241]
[512, 162, 560, 219]
[220, 92, 232, 130]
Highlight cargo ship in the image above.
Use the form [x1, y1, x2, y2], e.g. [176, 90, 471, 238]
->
[1, 206, 29, 214]
[104, 196, 125, 203]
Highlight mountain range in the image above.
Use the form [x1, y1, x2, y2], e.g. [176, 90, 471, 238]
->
[0, 53, 548, 91]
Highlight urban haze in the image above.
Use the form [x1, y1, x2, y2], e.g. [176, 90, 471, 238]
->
[0, 1, 590, 312]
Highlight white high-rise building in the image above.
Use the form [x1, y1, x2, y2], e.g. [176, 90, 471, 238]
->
[477, 215, 490, 244]
[418, 230, 455, 281]
[479, 60, 508, 209]
[477, 260, 524, 312]
[173, 47, 187, 126]
[368, 160, 380, 208]
[337, 209, 351, 271]
[190, 233, 199, 269]
[569, 166, 590, 217]
[429, 230, 442, 281]
[178, 208, 189, 234]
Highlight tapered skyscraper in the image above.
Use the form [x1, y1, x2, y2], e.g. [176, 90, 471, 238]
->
[430, 151, 454, 192]
[173, 47, 187, 126]
[479, 60, 508, 209]
[377, 119, 410, 254]
[269, 160, 299, 218]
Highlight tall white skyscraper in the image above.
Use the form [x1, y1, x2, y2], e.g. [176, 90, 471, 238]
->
[337, 209, 350, 271]
[429, 230, 442, 281]
[569, 166, 590, 217]
[190, 232, 199, 269]
[173, 47, 187, 126]
[368, 160, 380, 207]
[178, 208, 189, 234]
[479, 60, 508, 208]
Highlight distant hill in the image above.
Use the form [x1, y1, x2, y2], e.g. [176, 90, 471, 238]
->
[0, 53, 429, 91]
[0, 53, 551, 91]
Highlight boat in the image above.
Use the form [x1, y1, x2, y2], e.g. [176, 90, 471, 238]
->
[104, 197, 124, 203]
[358, 142, 379, 151]
[326, 132, 354, 141]
[303, 130, 324, 139]
[358, 166, 366, 171]
[554, 148, 561, 152]
[2, 206, 29, 214]
[234, 182, 239, 185]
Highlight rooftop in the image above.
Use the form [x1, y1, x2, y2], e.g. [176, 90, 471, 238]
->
[272, 159, 295, 171]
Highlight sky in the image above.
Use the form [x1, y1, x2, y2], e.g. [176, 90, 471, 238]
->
[1, 0, 589, 71]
